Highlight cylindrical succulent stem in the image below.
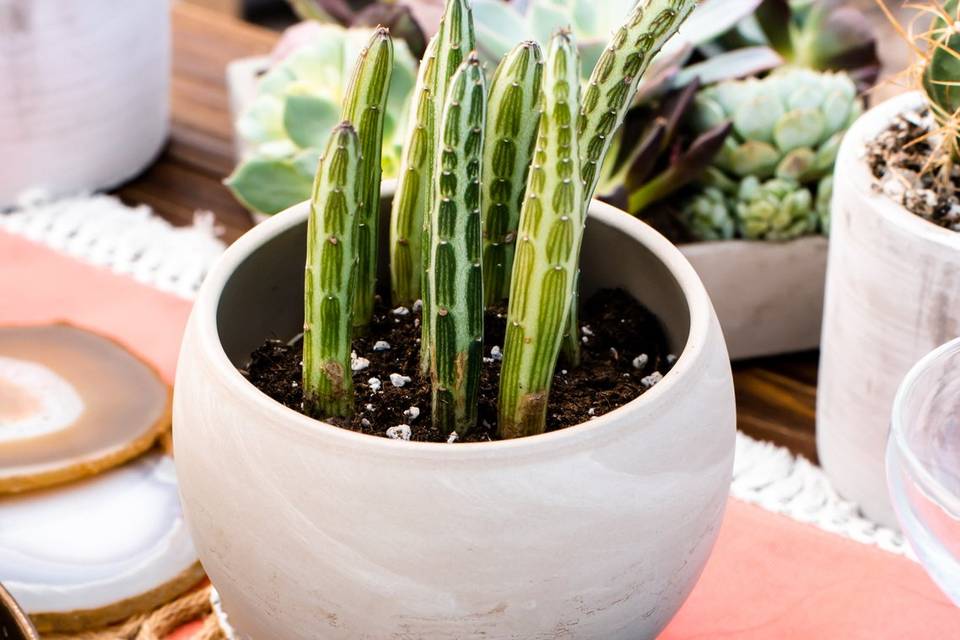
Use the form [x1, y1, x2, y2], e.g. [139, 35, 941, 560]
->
[427, 52, 486, 435]
[341, 27, 394, 331]
[498, 31, 583, 440]
[303, 123, 362, 418]
[481, 41, 544, 307]
[566, 0, 698, 362]
[421, 0, 476, 376]
[389, 35, 439, 306]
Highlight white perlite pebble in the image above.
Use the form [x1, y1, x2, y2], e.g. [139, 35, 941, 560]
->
[581, 336, 589, 344]
[373, 340, 391, 351]
[447, 431, 459, 444]
[490, 345, 503, 361]
[581, 326, 594, 336]
[368, 377, 382, 392]
[351, 356, 370, 372]
[392, 306, 410, 316]
[365, 403, 375, 411]
[666, 354, 677, 365]
[403, 406, 420, 421]
[632, 354, 649, 370]
[360, 418, 371, 427]
[389, 373, 412, 388]
[386, 424, 411, 440]
[587, 407, 595, 416]
[641, 371, 663, 388]
[412, 299, 423, 312]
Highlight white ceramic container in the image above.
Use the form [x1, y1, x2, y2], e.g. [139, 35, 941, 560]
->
[818, 91, 960, 528]
[173, 189, 736, 640]
[0, 1, 170, 206]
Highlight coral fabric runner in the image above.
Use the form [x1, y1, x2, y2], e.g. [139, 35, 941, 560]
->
[2, 229, 958, 638]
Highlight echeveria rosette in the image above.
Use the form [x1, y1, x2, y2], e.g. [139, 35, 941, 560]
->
[735, 175, 817, 241]
[227, 25, 417, 216]
[682, 186, 736, 241]
[690, 67, 862, 186]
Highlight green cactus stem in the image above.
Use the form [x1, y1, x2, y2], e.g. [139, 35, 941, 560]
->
[923, 0, 960, 165]
[563, 0, 697, 364]
[421, 0, 476, 376]
[427, 52, 486, 434]
[303, 123, 362, 418]
[390, 35, 439, 306]
[481, 40, 544, 306]
[341, 27, 394, 331]
[498, 31, 583, 440]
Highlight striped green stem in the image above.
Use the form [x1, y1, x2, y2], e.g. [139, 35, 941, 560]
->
[564, 0, 698, 363]
[481, 41, 544, 307]
[498, 32, 583, 440]
[427, 52, 486, 435]
[389, 35, 439, 306]
[341, 27, 394, 331]
[303, 123, 362, 418]
[421, 0, 476, 377]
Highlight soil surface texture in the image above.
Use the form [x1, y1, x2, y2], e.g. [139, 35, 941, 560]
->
[867, 108, 960, 232]
[243, 288, 674, 443]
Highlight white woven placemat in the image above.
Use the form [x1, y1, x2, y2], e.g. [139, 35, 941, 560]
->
[1, 192, 909, 560]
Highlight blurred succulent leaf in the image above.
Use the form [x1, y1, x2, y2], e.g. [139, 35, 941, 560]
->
[754, 0, 792, 56]
[471, 0, 529, 63]
[681, 186, 737, 240]
[661, 0, 765, 57]
[351, 3, 429, 59]
[225, 158, 313, 215]
[283, 94, 341, 148]
[673, 46, 782, 88]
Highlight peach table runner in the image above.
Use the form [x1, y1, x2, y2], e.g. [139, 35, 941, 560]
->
[2, 229, 958, 638]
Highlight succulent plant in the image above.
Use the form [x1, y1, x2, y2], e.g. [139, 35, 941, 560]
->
[481, 41, 544, 306]
[420, 0, 476, 377]
[681, 185, 736, 240]
[734, 175, 817, 240]
[299, 0, 697, 438]
[287, 0, 429, 58]
[303, 123, 362, 418]
[498, 31, 583, 440]
[341, 28, 395, 330]
[227, 25, 416, 217]
[426, 52, 486, 434]
[816, 174, 833, 232]
[751, 0, 880, 91]
[389, 36, 439, 306]
[690, 67, 862, 185]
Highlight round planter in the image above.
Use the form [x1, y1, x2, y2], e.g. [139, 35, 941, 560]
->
[173, 188, 736, 639]
[0, 1, 170, 206]
[819, 91, 960, 528]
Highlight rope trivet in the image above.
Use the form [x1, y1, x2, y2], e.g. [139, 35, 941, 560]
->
[42, 586, 222, 640]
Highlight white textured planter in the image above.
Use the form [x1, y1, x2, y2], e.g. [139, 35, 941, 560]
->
[0, 1, 170, 206]
[173, 189, 736, 640]
[679, 236, 828, 360]
[818, 91, 960, 528]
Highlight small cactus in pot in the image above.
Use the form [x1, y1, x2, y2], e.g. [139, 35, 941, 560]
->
[297, 0, 697, 439]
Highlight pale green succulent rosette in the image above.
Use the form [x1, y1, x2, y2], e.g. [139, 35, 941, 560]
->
[682, 186, 736, 241]
[734, 175, 817, 241]
[227, 25, 417, 216]
[816, 174, 833, 234]
[691, 67, 862, 185]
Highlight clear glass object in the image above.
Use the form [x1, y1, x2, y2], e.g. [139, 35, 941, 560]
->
[888, 336, 960, 606]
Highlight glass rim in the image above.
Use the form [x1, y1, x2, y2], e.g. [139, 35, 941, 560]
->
[890, 336, 960, 517]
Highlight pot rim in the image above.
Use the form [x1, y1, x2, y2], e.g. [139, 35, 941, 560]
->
[188, 180, 718, 455]
[838, 90, 960, 250]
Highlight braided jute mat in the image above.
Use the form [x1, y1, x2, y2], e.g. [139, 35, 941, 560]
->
[42, 585, 223, 640]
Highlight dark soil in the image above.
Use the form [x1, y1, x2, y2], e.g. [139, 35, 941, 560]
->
[867, 108, 960, 232]
[242, 289, 674, 443]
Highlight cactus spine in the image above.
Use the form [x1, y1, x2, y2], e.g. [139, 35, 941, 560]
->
[389, 35, 439, 306]
[341, 28, 394, 331]
[563, 0, 698, 362]
[303, 123, 362, 418]
[481, 41, 544, 306]
[498, 31, 583, 439]
[427, 53, 486, 434]
[421, 0, 476, 376]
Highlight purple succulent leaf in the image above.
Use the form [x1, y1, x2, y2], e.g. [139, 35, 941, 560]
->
[755, 0, 793, 57]
[624, 119, 669, 188]
[657, 78, 701, 152]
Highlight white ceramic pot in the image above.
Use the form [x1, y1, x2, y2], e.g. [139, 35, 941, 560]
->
[818, 91, 960, 528]
[679, 236, 828, 360]
[173, 188, 736, 640]
[0, 1, 170, 206]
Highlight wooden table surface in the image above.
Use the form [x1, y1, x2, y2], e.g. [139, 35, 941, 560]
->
[130, 3, 820, 462]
